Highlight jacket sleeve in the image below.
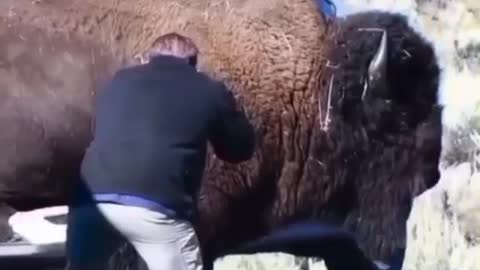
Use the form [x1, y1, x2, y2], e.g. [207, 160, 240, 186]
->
[208, 83, 256, 163]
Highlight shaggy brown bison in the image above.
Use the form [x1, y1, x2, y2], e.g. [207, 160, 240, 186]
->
[190, 11, 441, 269]
[0, 0, 441, 268]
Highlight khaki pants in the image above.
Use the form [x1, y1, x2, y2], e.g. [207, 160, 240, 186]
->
[66, 203, 203, 270]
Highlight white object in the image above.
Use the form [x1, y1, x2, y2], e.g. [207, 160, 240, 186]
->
[0, 206, 68, 257]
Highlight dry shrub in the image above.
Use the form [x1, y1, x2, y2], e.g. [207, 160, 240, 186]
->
[441, 104, 480, 171]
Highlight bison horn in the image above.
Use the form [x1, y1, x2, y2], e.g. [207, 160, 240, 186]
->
[366, 30, 388, 97]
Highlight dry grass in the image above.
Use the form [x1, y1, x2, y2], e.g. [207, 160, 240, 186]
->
[441, 104, 480, 170]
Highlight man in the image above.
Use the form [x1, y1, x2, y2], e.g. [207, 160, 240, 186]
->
[66, 32, 256, 270]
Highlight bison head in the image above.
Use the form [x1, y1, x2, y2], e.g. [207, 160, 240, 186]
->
[304, 11, 442, 259]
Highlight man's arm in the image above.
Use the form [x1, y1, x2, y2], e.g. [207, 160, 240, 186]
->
[208, 83, 255, 163]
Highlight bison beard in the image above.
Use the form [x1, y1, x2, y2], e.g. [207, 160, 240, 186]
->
[108, 11, 441, 270]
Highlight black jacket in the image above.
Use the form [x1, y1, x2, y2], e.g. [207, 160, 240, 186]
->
[80, 55, 255, 213]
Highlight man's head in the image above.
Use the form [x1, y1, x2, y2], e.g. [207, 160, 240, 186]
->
[135, 32, 199, 67]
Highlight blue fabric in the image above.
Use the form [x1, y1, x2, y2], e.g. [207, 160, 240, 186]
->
[66, 202, 124, 267]
[227, 221, 355, 257]
[66, 192, 181, 267]
[317, 0, 337, 18]
[225, 221, 379, 270]
[93, 193, 180, 218]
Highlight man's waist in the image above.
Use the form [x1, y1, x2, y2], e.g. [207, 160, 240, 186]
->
[93, 193, 192, 219]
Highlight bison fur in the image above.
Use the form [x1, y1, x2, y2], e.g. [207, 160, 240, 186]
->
[0, 0, 441, 267]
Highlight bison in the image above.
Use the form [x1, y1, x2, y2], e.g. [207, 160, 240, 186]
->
[0, 0, 441, 268]
[191, 11, 442, 269]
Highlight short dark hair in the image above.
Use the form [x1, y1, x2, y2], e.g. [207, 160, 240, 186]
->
[144, 32, 199, 66]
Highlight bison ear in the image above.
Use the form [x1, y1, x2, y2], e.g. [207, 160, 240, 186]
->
[363, 30, 388, 99]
